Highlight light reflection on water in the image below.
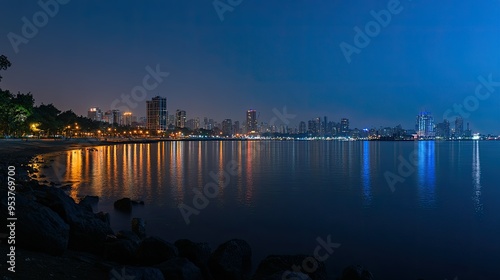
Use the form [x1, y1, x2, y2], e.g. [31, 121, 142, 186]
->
[472, 140, 483, 213]
[417, 141, 436, 208]
[39, 140, 500, 279]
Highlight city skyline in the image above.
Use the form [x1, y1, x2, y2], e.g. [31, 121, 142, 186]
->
[84, 95, 491, 138]
[1, 1, 500, 133]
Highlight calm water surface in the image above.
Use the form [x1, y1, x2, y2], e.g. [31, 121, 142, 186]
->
[41, 140, 500, 279]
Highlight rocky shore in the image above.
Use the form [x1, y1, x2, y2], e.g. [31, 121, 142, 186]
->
[0, 140, 375, 280]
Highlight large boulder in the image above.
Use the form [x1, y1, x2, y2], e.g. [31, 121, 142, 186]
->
[175, 239, 213, 280]
[105, 239, 139, 264]
[114, 197, 132, 212]
[1, 195, 69, 255]
[339, 265, 374, 280]
[79, 195, 99, 211]
[131, 217, 146, 239]
[117, 230, 141, 244]
[209, 239, 252, 280]
[136, 236, 179, 265]
[253, 255, 327, 280]
[108, 266, 165, 280]
[34, 186, 113, 254]
[156, 257, 203, 280]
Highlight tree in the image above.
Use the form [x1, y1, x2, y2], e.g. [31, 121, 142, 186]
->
[0, 55, 12, 82]
[30, 104, 62, 136]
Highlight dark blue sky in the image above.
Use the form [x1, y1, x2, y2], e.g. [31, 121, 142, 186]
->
[1, 0, 499, 133]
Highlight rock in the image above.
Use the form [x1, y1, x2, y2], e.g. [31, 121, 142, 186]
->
[117, 230, 141, 244]
[108, 266, 165, 280]
[131, 199, 145, 205]
[340, 265, 374, 280]
[156, 257, 203, 280]
[1, 195, 69, 255]
[136, 236, 179, 265]
[60, 184, 72, 191]
[34, 186, 113, 254]
[253, 255, 326, 280]
[209, 239, 252, 280]
[114, 197, 132, 212]
[96, 211, 111, 226]
[79, 195, 99, 211]
[131, 217, 146, 239]
[105, 239, 138, 263]
[175, 239, 213, 280]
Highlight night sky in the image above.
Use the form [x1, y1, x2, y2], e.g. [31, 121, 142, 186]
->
[1, 0, 499, 133]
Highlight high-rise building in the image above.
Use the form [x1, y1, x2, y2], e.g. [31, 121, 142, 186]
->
[246, 109, 257, 133]
[175, 110, 187, 128]
[111, 110, 121, 125]
[167, 114, 175, 126]
[435, 120, 450, 139]
[299, 121, 307, 134]
[186, 118, 200, 130]
[233, 121, 240, 135]
[455, 117, 464, 138]
[222, 119, 233, 136]
[146, 96, 167, 132]
[87, 107, 102, 122]
[416, 112, 435, 138]
[341, 118, 349, 134]
[122, 112, 133, 126]
[323, 116, 328, 134]
[102, 110, 113, 124]
[307, 118, 321, 135]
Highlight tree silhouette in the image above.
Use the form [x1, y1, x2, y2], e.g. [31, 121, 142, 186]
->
[0, 55, 12, 82]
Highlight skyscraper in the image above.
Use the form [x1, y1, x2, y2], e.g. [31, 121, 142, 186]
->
[175, 110, 186, 128]
[416, 112, 435, 138]
[146, 96, 167, 132]
[299, 121, 307, 134]
[455, 117, 464, 138]
[87, 107, 102, 122]
[246, 109, 257, 133]
[222, 119, 233, 136]
[435, 120, 450, 139]
[122, 112, 133, 126]
[233, 121, 240, 134]
[111, 110, 121, 126]
[341, 118, 349, 134]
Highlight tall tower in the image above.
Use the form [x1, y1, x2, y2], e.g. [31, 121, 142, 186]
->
[175, 110, 187, 128]
[416, 111, 435, 138]
[341, 118, 349, 134]
[246, 109, 257, 133]
[455, 117, 464, 138]
[146, 96, 167, 132]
